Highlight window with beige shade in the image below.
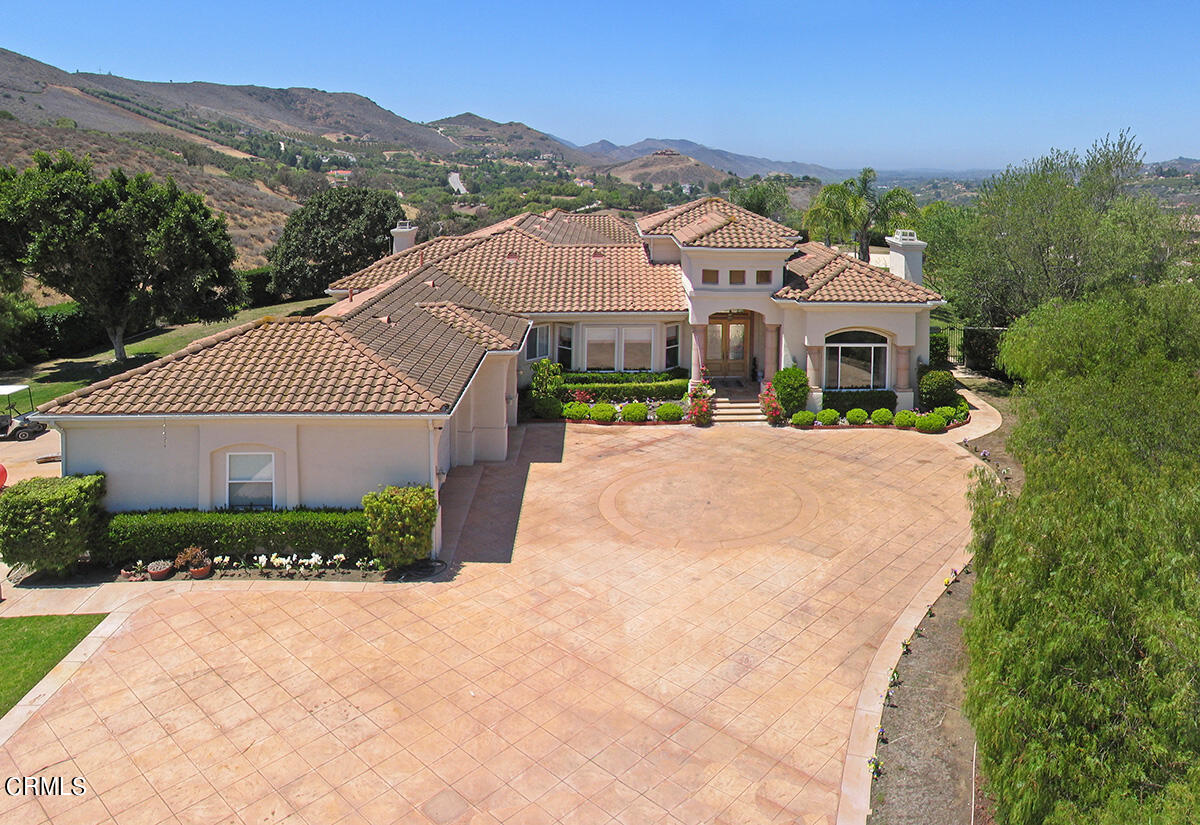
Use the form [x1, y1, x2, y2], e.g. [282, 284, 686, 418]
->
[701, 269, 718, 285]
[729, 270, 746, 285]
[622, 328, 652, 370]
[756, 269, 772, 284]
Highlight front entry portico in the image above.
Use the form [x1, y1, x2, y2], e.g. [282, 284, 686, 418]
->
[705, 311, 750, 378]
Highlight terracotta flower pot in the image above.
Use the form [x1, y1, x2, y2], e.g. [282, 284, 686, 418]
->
[147, 562, 173, 581]
[189, 563, 212, 580]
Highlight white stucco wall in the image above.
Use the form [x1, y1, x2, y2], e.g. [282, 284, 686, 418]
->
[450, 353, 512, 465]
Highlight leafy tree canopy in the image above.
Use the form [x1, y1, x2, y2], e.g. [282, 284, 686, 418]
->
[0, 150, 241, 360]
[802, 168, 917, 261]
[267, 187, 405, 299]
[730, 178, 789, 222]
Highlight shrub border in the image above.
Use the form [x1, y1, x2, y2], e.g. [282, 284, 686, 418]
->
[790, 413, 971, 434]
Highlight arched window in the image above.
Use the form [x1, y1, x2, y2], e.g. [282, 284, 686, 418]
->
[825, 330, 888, 389]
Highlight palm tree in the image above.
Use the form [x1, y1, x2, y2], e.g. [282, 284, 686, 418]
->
[805, 168, 917, 261]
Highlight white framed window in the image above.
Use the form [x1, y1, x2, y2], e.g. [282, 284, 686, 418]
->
[665, 324, 681, 369]
[623, 328, 652, 371]
[824, 331, 888, 389]
[227, 453, 274, 510]
[525, 325, 550, 360]
[556, 325, 573, 367]
[585, 327, 617, 370]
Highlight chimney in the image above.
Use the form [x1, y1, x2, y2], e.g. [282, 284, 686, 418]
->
[390, 220, 418, 254]
[885, 229, 927, 285]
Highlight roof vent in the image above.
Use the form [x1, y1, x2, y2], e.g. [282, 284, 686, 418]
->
[591, 250, 605, 259]
[375, 315, 392, 324]
[505, 252, 519, 262]
[423, 279, 437, 288]
[894, 229, 918, 242]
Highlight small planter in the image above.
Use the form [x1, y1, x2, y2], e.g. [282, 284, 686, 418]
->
[189, 563, 212, 580]
[147, 561, 173, 581]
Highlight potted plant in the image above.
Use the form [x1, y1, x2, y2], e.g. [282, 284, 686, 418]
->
[147, 560, 173, 581]
[175, 546, 212, 580]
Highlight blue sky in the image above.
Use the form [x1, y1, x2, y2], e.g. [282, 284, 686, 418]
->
[5, 0, 1195, 170]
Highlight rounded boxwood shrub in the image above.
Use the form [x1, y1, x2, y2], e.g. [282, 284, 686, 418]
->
[655, 402, 684, 422]
[934, 405, 957, 422]
[816, 408, 841, 426]
[894, 409, 919, 428]
[620, 402, 648, 423]
[918, 369, 958, 410]
[589, 402, 617, 423]
[871, 408, 894, 425]
[916, 412, 947, 433]
[771, 366, 810, 416]
[562, 401, 590, 420]
[954, 396, 970, 422]
[791, 410, 816, 427]
[532, 395, 563, 419]
[845, 408, 869, 426]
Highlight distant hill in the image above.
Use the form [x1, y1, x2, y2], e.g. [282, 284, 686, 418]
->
[579, 137, 842, 180]
[0, 48, 456, 153]
[431, 112, 598, 165]
[0, 122, 296, 268]
[1146, 157, 1200, 175]
[604, 149, 727, 189]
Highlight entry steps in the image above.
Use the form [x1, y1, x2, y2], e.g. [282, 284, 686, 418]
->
[712, 395, 767, 424]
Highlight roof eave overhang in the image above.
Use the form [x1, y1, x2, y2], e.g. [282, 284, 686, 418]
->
[770, 297, 947, 308]
[38, 411, 453, 423]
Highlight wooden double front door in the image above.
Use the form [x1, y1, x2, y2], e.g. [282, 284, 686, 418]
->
[706, 312, 750, 377]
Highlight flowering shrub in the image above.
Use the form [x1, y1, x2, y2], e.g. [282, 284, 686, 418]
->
[816, 408, 841, 426]
[687, 380, 715, 426]
[758, 382, 786, 425]
[571, 389, 595, 404]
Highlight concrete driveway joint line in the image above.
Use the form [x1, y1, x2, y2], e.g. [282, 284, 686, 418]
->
[0, 419, 985, 824]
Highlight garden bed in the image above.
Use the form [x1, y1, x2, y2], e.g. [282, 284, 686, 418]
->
[790, 414, 971, 434]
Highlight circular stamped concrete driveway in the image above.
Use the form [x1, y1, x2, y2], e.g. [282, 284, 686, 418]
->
[0, 424, 976, 825]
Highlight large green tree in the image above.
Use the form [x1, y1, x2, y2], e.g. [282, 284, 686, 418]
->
[268, 187, 405, 298]
[730, 178, 789, 222]
[0, 151, 242, 360]
[803, 168, 917, 261]
[940, 132, 1189, 326]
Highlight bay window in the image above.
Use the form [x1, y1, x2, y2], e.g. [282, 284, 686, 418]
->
[824, 331, 888, 389]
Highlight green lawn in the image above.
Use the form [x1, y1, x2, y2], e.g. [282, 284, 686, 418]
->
[2, 297, 333, 409]
[0, 613, 106, 716]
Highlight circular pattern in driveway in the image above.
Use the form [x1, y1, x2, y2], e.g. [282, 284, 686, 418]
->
[599, 460, 812, 546]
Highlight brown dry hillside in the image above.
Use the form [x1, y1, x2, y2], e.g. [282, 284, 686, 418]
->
[605, 150, 726, 189]
[0, 123, 296, 268]
[431, 112, 599, 165]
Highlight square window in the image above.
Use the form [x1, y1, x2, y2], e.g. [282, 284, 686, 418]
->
[228, 453, 274, 509]
[585, 327, 617, 370]
[623, 328, 652, 371]
[701, 269, 718, 285]
[729, 270, 746, 285]
[756, 269, 772, 284]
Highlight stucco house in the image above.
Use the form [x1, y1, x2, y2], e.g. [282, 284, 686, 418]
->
[36, 197, 942, 554]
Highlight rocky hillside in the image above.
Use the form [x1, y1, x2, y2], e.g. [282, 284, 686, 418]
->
[0, 122, 297, 268]
[430, 112, 598, 165]
[604, 149, 727, 189]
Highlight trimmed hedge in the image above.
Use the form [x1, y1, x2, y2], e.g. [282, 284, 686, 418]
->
[561, 368, 688, 385]
[871, 408, 894, 425]
[822, 389, 898, 414]
[934, 405, 958, 421]
[894, 409, 919, 428]
[930, 331, 950, 366]
[772, 367, 810, 416]
[655, 402, 684, 422]
[916, 412, 947, 433]
[562, 401, 590, 420]
[620, 402, 648, 422]
[0, 475, 106, 575]
[816, 408, 841, 426]
[101, 508, 367, 569]
[918, 369, 958, 410]
[791, 410, 816, 427]
[362, 486, 437, 567]
[560, 378, 689, 402]
[532, 395, 563, 419]
[589, 402, 617, 423]
[846, 408, 869, 425]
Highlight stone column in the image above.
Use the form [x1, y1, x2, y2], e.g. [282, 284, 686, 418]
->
[894, 345, 913, 391]
[806, 345, 824, 389]
[690, 324, 707, 386]
[765, 325, 780, 382]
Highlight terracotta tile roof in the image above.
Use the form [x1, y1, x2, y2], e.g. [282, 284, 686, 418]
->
[427, 230, 687, 314]
[775, 242, 943, 304]
[637, 197, 800, 249]
[514, 210, 638, 245]
[38, 317, 447, 416]
[327, 235, 481, 292]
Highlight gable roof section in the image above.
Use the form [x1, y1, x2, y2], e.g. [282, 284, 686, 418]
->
[775, 242, 943, 304]
[514, 210, 639, 245]
[38, 317, 448, 416]
[637, 197, 800, 249]
[327, 234, 481, 293]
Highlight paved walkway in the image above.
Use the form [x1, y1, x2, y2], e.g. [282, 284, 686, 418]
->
[0, 421, 991, 825]
[0, 428, 60, 486]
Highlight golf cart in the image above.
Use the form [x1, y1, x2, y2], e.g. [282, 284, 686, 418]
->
[1, 385, 47, 442]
